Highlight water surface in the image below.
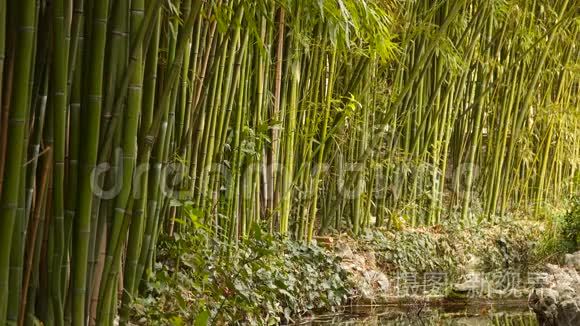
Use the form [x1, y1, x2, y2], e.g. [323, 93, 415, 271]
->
[298, 301, 537, 325]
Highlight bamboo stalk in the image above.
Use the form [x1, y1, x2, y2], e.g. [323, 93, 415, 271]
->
[0, 0, 36, 320]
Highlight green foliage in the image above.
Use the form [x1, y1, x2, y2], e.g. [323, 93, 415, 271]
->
[466, 220, 539, 273]
[360, 228, 462, 277]
[130, 226, 350, 325]
[560, 197, 580, 251]
[356, 219, 545, 279]
[535, 197, 580, 262]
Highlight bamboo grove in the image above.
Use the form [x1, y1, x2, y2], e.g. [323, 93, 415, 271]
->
[0, 0, 578, 324]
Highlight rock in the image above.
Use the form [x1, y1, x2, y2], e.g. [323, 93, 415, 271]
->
[314, 236, 334, 248]
[335, 242, 353, 258]
[447, 273, 492, 299]
[529, 288, 559, 323]
[464, 253, 481, 271]
[528, 264, 580, 325]
[564, 251, 580, 271]
[362, 270, 390, 292]
[335, 240, 391, 301]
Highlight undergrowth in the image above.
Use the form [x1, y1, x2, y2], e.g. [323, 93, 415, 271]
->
[355, 218, 549, 278]
[130, 226, 350, 325]
[535, 196, 580, 261]
[130, 210, 572, 324]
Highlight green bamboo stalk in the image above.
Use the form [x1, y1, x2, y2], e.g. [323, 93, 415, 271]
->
[135, 7, 162, 286]
[0, 0, 6, 194]
[0, 0, 36, 321]
[116, 0, 147, 320]
[50, 0, 70, 322]
[72, 0, 110, 322]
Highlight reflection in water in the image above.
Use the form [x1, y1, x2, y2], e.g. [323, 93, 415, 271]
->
[299, 302, 537, 325]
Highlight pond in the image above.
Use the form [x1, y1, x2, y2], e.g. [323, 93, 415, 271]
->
[298, 300, 537, 325]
